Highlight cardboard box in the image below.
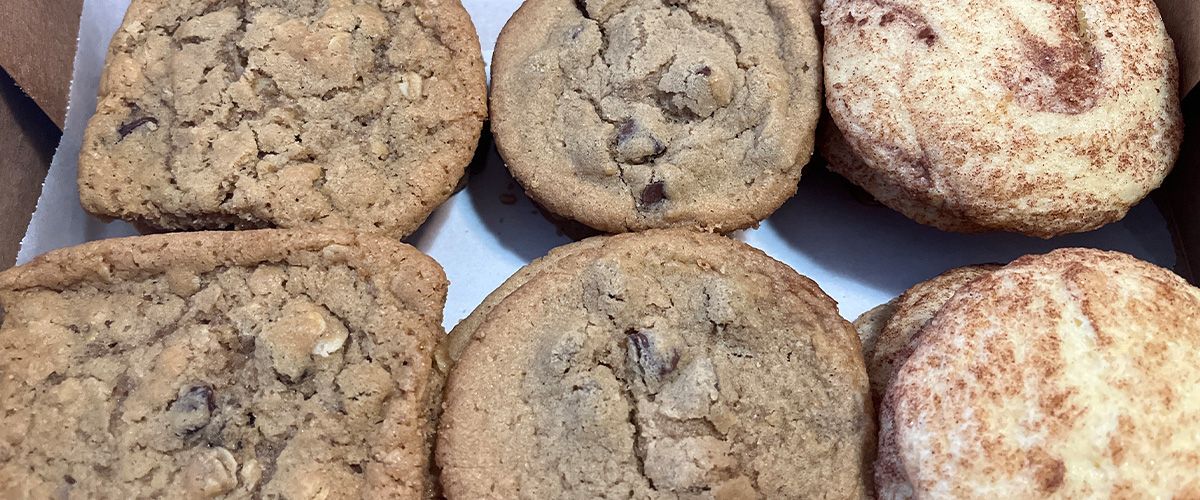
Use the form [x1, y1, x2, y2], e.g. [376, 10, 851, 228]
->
[0, 0, 81, 266]
[1158, 0, 1200, 282]
[1, 0, 1198, 284]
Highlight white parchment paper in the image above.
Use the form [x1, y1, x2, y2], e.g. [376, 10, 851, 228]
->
[20, 0, 1177, 330]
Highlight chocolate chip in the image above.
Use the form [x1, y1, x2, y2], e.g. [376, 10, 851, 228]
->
[117, 116, 159, 140]
[695, 66, 712, 76]
[917, 27, 937, 46]
[640, 181, 667, 208]
[236, 336, 256, 356]
[651, 139, 668, 158]
[174, 385, 216, 412]
[617, 120, 636, 141]
[628, 329, 650, 354]
[169, 384, 215, 436]
[880, 12, 896, 26]
[627, 329, 680, 383]
[614, 120, 667, 164]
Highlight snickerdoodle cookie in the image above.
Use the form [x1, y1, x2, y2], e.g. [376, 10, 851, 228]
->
[822, 0, 1182, 237]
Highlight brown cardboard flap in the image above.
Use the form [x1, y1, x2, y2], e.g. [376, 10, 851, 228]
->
[1159, 0, 1200, 95]
[1158, 0, 1200, 283]
[0, 0, 83, 128]
[0, 71, 59, 267]
[1163, 93, 1199, 283]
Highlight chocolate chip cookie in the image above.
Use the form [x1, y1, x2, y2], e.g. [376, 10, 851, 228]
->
[0, 230, 447, 498]
[490, 0, 822, 233]
[438, 230, 874, 498]
[877, 249, 1200, 497]
[79, 0, 487, 238]
[853, 265, 1000, 404]
[822, 0, 1183, 237]
[435, 236, 607, 376]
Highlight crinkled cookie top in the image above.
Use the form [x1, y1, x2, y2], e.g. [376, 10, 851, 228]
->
[491, 0, 822, 232]
[80, 0, 486, 238]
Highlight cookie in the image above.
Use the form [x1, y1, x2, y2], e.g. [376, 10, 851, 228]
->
[490, 0, 822, 233]
[877, 249, 1200, 498]
[0, 230, 447, 498]
[852, 303, 894, 341]
[435, 236, 607, 375]
[426, 236, 609, 434]
[79, 0, 487, 238]
[438, 230, 874, 498]
[853, 265, 1000, 403]
[822, 0, 1183, 238]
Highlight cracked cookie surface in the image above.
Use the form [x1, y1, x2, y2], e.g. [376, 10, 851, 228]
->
[822, 0, 1182, 238]
[876, 249, 1200, 498]
[79, 0, 487, 238]
[0, 230, 447, 498]
[490, 0, 821, 233]
[438, 230, 873, 498]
